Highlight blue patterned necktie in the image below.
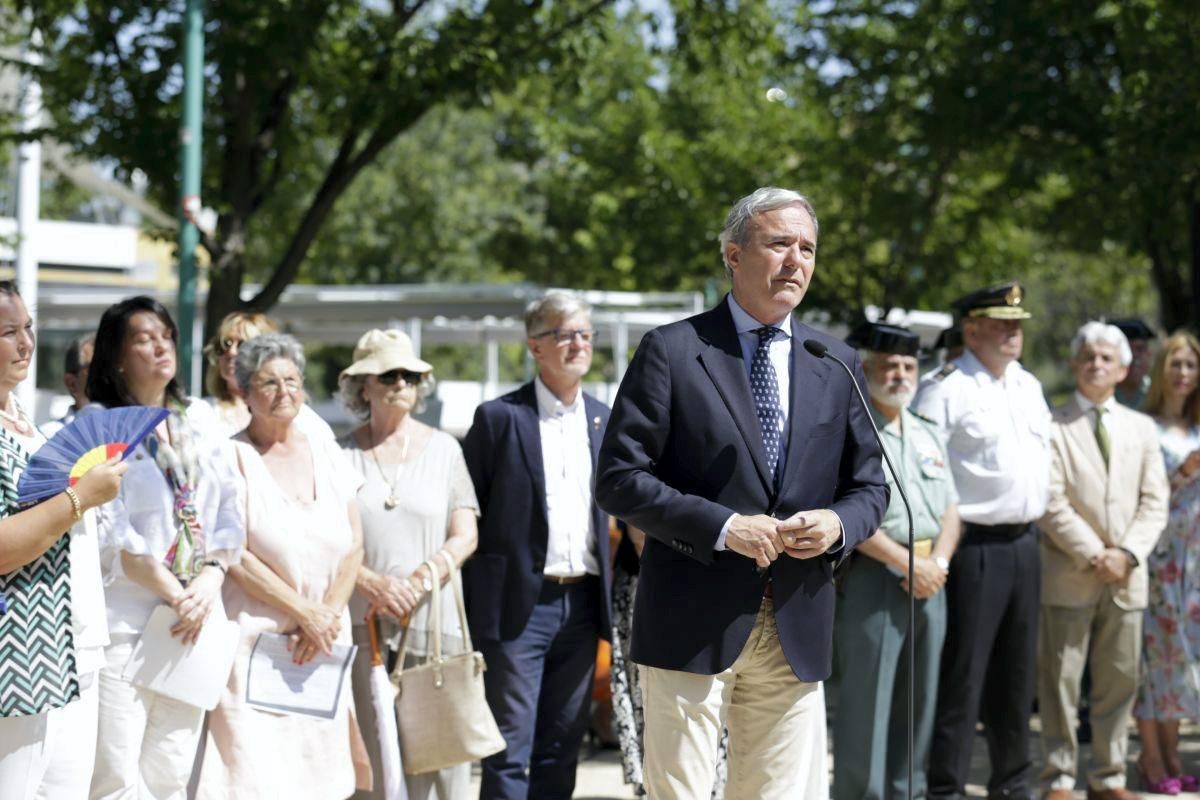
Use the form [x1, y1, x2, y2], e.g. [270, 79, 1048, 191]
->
[751, 326, 784, 478]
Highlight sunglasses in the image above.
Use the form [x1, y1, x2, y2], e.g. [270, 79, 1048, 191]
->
[377, 369, 425, 386]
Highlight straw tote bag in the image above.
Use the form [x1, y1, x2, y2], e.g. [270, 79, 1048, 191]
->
[392, 554, 505, 774]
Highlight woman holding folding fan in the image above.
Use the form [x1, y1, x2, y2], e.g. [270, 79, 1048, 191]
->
[85, 296, 244, 800]
[0, 281, 127, 799]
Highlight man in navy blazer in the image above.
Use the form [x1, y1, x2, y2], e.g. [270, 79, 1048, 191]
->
[463, 292, 612, 800]
[596, 187, 888, 799]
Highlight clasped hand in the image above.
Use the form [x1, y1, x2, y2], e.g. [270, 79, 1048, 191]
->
[1091, 547, 1132, 584]
[726, 510, 842, 568]
[288, 602, 343, 665]
[900, 556, 947, 599]
[362, 572, 423, 622]
[169, 567, 222, 645]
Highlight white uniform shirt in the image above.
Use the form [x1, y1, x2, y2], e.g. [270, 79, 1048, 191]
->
[535, 377, 599, 578]
[913, 349, 1051, 525]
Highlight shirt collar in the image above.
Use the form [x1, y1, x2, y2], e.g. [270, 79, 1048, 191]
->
[1074, 390, 1117, 414]
[869, 403, 904, 438]
[727, 294, 792, 339]
[958, 349, 1022, 385]
[535, 376, 582, 417]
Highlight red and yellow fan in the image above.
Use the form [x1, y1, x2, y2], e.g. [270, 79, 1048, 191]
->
[17, 406, 169, 505]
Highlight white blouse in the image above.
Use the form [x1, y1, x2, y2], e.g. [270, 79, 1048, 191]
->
[96, 398, 245, 636]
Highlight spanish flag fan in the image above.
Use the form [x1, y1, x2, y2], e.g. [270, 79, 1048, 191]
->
[16, 406, 169, 505]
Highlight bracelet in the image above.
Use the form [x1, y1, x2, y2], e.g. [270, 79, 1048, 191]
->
[203, 559, 227, 575]
[63, 487, 83, 521]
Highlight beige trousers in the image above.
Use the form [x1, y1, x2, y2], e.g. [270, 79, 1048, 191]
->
[640, 598, 829, 800]
[1037, 598, 1141, 791]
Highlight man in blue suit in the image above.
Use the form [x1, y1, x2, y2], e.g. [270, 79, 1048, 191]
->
[596, 187, 889, 799]
[463, 292, 612, 800]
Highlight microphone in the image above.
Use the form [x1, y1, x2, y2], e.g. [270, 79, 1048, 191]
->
[804, 337, 919, 800]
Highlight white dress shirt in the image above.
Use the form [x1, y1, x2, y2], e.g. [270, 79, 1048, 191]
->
[913, 349, 1051, 525]
[535, 377, 599, 578]
[1072, 390, 1117, 433]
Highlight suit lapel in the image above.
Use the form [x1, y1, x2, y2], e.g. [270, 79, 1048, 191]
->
[777, 319, 830, 489]
[583, 395, 604, 469]
[513, 384, 548, 515]
[696, 302, 774, 493]
[583, 394, 610, 572]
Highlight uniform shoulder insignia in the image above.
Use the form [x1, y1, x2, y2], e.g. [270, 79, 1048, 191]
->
[910, 410, 938, 425]
[932, 362, 957, 381]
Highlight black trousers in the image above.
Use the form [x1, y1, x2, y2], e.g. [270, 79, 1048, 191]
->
[928, 525, 1040, 800]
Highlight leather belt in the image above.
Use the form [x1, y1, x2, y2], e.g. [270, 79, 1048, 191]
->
[964, 521, 1033, 540]
[544, 574, 589, 585]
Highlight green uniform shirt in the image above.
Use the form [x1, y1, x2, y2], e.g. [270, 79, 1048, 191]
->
[872, 405, 957, 543]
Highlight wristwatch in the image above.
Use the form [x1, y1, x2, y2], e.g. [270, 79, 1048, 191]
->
[933, 556, 950, 572]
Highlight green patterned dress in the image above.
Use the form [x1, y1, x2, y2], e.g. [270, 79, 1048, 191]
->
[0, 426, 79, 717]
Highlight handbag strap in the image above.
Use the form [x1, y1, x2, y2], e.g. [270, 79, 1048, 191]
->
[434, 550, 473, 653]
[394, 558, 442, 676]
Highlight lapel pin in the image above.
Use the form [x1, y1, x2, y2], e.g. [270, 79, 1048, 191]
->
[593, 416, 601, 430]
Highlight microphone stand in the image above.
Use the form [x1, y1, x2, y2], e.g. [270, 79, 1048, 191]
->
[804, 338, 917, 800]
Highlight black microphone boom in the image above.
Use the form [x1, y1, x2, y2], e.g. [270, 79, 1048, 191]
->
[803, 337, 918, 800]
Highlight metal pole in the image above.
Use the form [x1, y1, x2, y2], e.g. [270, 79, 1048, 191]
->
[177, 0, 204, 394]
[15, 26, 42, 416]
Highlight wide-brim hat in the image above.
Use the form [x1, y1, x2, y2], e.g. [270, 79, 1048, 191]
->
[338, 329, 432, 381]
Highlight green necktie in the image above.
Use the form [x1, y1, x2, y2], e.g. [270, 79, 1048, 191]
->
[1093, 405, 1110, 468]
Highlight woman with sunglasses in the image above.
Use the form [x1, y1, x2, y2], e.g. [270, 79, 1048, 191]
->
[337, 329, 479, 800]
[0, 282, 127, 799]
[203, 311, 335, 441]
[85, 296, 244, 799]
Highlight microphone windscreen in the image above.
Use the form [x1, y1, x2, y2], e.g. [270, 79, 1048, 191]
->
[803, 339, 828, 358]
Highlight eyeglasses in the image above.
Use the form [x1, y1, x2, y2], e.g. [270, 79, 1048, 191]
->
[377, 369, 425, 387]
[251, 377, 303, 395]
[533, 328, 596, 345]
[216, 338, 241, 355]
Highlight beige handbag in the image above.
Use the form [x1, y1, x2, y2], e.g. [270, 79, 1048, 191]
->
[392, 554, 505, 775]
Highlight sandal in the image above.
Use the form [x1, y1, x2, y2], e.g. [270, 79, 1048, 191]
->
[1138, 762, 1182, 795]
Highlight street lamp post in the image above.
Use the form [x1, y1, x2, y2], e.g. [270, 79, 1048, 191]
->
[177, 0, 204, 393]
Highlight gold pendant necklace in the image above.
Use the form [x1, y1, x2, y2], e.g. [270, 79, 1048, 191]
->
[369, 426, 408, 510]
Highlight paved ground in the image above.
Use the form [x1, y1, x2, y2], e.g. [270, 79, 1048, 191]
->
[471, 688, 1200, 798]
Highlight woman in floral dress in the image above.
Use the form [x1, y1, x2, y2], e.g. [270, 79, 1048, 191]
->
[1135, 331, 1200, 793]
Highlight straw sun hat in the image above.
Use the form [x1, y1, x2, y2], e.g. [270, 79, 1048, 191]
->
[338, 329, 432, 380]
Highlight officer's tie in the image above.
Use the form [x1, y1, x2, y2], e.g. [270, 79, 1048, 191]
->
[751, 326, 784, 478]
[1093, 405, 1110, 468]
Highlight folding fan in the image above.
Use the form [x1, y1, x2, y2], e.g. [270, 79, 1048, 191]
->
[17, 406, 170, 505]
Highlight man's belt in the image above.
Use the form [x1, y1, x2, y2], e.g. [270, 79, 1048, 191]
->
[544, 574, 589, 585]
[963, 521, 1033, 540]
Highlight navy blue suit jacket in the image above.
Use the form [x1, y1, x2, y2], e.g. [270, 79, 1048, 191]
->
[462, 382, 613, 643]
[595, 299, 888, 681]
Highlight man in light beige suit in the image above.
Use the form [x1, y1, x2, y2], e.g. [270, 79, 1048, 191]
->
[1039, 321, 1169, 800]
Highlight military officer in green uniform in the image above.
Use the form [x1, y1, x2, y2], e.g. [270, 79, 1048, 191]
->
[833, 322, 961, 800]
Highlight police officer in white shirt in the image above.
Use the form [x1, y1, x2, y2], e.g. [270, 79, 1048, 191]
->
[914, 282, 1051, 800]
